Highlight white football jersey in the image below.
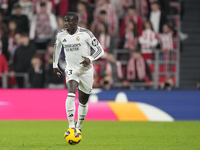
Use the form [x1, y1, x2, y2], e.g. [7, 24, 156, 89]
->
[53, 27, 104, 70]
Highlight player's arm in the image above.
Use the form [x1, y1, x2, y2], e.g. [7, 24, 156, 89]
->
[85, 30, 104, 62]
[53, 35, 62, 77]
[80, 30, 104, 67]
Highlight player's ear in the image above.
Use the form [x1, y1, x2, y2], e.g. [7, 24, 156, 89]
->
[75, 20, 78, 26]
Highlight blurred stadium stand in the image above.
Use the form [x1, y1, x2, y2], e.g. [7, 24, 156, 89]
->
[180, 0, 200, 89]
[1, 0, 199, 90]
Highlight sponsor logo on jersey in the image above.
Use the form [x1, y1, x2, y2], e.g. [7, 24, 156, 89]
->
[64, 43, 81, 52]
[62, 39, 67, 42]
[92, 39, 98, 46]
[76, 36, 80, 41]
[64, 43, 81, 48]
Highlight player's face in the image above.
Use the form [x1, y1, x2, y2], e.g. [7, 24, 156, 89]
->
[64, 16, 77, 31]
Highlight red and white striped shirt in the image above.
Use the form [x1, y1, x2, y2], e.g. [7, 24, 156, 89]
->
[159, 32, 173, 51]
[139, 29, 158, 53]
[123, 31, 138, 50]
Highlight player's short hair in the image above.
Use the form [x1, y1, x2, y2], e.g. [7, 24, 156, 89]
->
[65, 12, 79, 21]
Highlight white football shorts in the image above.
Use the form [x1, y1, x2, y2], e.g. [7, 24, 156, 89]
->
[65, 67, 93, 94]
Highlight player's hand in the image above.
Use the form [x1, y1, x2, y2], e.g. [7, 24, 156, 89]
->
[80, 56, 90, 67]
[53, 68, 62, 78]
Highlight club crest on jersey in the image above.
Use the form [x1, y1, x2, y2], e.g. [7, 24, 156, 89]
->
[92, 39, 98, 46]
[62, 39, 67, 42]
[76, 36, 80, 41]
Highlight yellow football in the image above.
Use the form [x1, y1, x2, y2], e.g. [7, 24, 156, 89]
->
[64, 128, 82, 145]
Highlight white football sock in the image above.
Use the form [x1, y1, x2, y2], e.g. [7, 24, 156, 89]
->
[76, 103, 88, 129]
[65, 93, 75, 128]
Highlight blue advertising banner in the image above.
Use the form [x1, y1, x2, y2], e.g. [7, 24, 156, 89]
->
[93, 90, 200, 120]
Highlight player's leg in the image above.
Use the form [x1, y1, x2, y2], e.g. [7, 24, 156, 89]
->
[66, 80, 78, 128]
[76, 89, 90, 130]
[76, 69, 93, 130]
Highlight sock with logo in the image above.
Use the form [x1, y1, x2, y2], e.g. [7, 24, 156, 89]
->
[76, 103, 88, 129]
[66, 93, 76, 128]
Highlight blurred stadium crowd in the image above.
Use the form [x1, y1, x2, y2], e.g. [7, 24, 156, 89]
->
[0, 0, 183, 90]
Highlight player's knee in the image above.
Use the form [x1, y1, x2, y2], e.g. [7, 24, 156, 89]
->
[79, 101, 88, 107]
[68, 88, 76, 94]
[79, 99, 88, 105]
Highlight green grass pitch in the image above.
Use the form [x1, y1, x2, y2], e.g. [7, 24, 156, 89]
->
[0, 121, 199, 150]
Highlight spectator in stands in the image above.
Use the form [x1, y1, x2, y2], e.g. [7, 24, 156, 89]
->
[30, 2, 57, 49]
[137, 0, 171, 19]
[136, 0, 149, 20]
[98, 22, 111, 59]
[0, 12, 8, 36]
[110, 0, 133, 20]
[4, 0, 18, 16]
[55, 0, 69, 16]
[91, 10, 108, 37]
[8, 21, 18, 59]
[10, 33, 36, 88]
[158, 0, 171, 15]
[0, 0, 8, 15]
[159, 78, 174, 90]
[147, 1, 167, 34]
[0, 13, 9, 60]
[119, 20, 139, 60]
[28, 54, 45, 88]
[80, 0, 94, 24]
[45, 43, 65, 89]
[0, 30, 9, 61]
[56, 15, 65, 32]
[12, 0, 34, 21]
[9, 4, 29, 34]
[139, 20, 158, 61]
[77, 2, 89, 25]
[93, 0, 118, 37]
[0, 42, 8, 87]
[0, 33, 8, 75]
[9, 33, 22, 64]
[100, 52, 123, 89]
[120, 5, 143, 38]
[35, 0, 55, 14]
[125, 49, 153, 89]
[158, 23, 174, 76]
